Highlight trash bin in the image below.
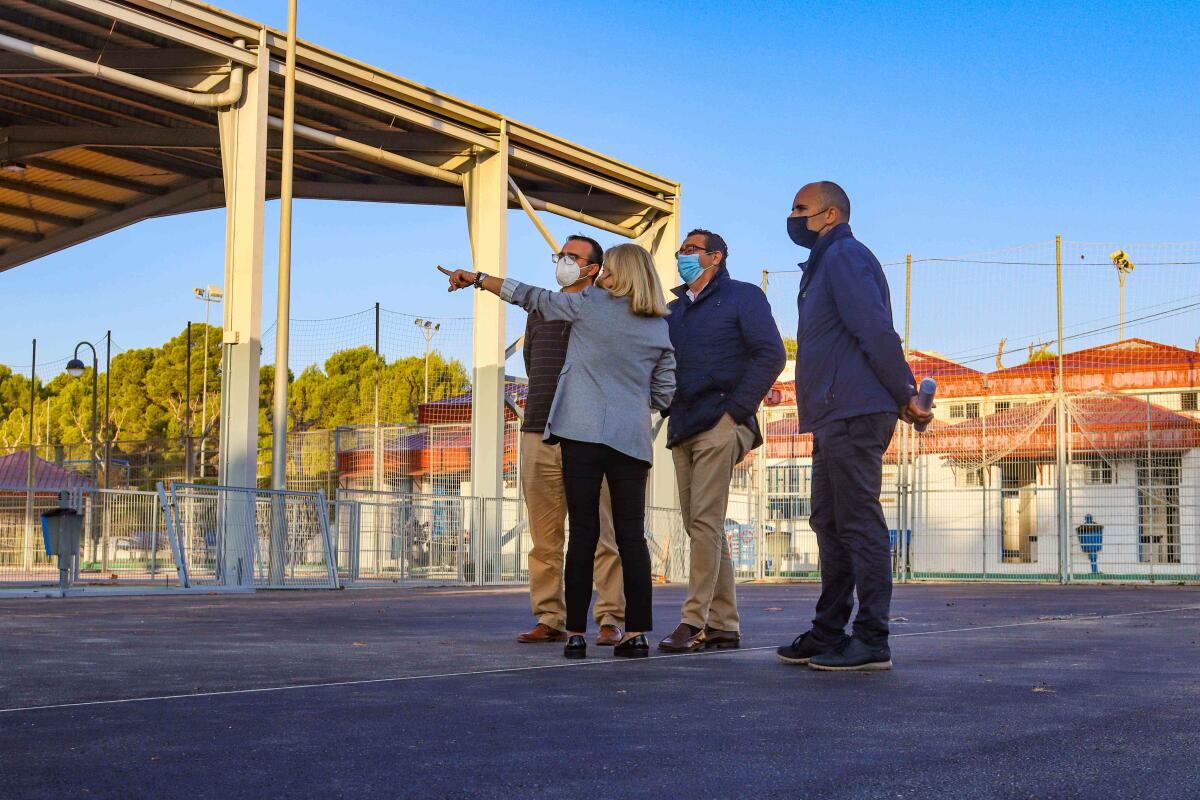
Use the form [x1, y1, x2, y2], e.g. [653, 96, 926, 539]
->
[1075, 514, 1104, 575]
[41, 507, 83, 590]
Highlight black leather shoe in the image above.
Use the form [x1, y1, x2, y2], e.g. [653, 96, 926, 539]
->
[808, 636, 892, 671]
[704, 627, 741, 649]
[563, 635, 587, 659]
[776, 630, 845, 665]
[613, 634, 649, 658]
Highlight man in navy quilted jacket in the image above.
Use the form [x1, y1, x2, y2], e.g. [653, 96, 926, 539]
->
[658, 229, 786, 653]
[775, 181, 932, 672]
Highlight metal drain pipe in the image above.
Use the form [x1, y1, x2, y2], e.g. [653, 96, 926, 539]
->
[0, 31, 246, 108]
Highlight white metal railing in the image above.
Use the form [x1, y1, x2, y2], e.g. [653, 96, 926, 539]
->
[163, 483, 338, 590]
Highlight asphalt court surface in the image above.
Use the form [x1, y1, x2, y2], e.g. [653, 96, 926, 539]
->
[2, 583, 1199, 799]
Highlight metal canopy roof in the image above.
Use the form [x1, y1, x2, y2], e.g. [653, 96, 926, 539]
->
[0, 0, 679, 272]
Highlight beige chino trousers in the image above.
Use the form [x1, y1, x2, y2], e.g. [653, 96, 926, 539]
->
[672, 414, 755, 632]
[521, 432, 624, 630]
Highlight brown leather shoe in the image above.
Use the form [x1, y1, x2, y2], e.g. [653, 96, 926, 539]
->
[704, 627, 741, 649]
[517, 623, 566, 643]
[595, 624, 623, 647]
[658, 623, 705, 652]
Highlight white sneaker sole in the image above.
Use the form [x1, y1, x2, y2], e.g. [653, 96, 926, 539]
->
[808, 659, 893, 672]
[776, 653, 814, 665]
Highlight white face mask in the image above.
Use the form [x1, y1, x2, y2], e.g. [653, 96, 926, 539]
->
[555, 255, 585, 287]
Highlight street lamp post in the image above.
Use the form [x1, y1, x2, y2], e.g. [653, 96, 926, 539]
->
[66, 343, 99, 490]
[67, 341, 100, 565]
[413, 318, 441, 404]
[1110, 249, 1135, 342]
[194, 285, 223, 478]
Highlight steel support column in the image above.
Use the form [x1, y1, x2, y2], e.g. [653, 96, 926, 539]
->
[465, 123, 509, 582]
[636, 193, 680, 509]
[215, 33, 269, 586]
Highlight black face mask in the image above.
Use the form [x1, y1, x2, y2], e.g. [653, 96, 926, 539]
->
[787, 210, 829, 249]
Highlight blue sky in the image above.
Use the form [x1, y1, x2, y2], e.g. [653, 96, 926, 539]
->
[3, 0, 1197, 374]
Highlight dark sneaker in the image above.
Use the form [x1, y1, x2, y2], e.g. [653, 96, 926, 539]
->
[776, 630, 845, 665]
[807, 636, 892, 671]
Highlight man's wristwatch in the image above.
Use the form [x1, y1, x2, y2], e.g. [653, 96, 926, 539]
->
[472, 271, 488, 289]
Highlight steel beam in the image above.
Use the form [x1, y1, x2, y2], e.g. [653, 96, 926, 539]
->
[0, 47, 228, 74]
[0, 179, 212, 272]
[270, 181, 462, 205]
[271, 117, 463, 185]
[25, 157, 169, 195]
[0, 224, 42, 243]
[507, 122, 676, 196]
[0, 124, 416, 150]
[57, 0, 256, 66]
[268, 61, 498, 152]
[0, 201, 81, 227]
[509, 145, 672, 213]
[0, 174, 124, 211]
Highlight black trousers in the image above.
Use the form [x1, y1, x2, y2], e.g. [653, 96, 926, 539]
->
[559, 439, 653, 633]
[809, 412, 898, 647]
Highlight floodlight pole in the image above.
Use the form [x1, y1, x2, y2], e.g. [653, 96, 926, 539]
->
[21, 339, 36, 571]
[185, 321, 194, 481]
[195, 287, 222, 477]
[103, 330, 111, 489]
[415, 319, 441, 404]
[1055, 235, 1069, 583]
[266, 0, 300, 588]
[271, 0, 299, 493]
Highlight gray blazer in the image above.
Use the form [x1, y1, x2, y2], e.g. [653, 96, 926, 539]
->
[500, 279, 675, 464]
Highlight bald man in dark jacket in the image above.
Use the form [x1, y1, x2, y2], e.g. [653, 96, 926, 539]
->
[776, 182, 931, 672]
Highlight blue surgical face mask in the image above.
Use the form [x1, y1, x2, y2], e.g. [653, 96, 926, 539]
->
[787, 208, 830, 249]
[677, 253, 704, 284]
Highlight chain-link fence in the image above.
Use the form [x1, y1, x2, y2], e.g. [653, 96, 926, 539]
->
[163, 483, 339, 589]
[755, 238, 1200, 584]
[0, 486, 171, 586]
[3, 239, 1196, 588]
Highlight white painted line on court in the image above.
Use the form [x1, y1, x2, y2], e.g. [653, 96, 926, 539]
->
[1, 604, 1197, 716]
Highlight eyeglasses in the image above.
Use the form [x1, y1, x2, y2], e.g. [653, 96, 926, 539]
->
[676, 245, 713, 257]
[552, 253, 594, 267]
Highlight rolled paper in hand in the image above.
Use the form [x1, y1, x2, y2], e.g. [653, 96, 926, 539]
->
[914, 377, 937, 433]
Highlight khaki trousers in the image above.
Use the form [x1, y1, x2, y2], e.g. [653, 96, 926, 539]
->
[521, 432, 624, 630]
[672, 415, 755, 631]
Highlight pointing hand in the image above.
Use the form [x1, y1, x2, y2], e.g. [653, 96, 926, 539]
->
[437, 265, 475, 292]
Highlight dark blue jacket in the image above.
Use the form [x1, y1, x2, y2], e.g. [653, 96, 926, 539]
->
[795, 224, 914, 432]
[665, 267, 786, 449]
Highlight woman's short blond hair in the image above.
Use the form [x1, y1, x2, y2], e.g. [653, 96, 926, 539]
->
[600, 243, 669, 318]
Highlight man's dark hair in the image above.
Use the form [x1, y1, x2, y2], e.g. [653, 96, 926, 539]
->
[813, 181, 851, 220]
[686, 228, 729, 266]
[566, 234, 603, 266]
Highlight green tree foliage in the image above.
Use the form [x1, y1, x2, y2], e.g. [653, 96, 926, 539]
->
[783, 337, 798, 359]
[0, 327, 469, 456]
[281, 346, 470, 431]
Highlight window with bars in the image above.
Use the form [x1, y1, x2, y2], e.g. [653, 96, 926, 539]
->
[1137, 456, 1181, 564]
[994, 401, 1011, 413]
[961, 468, 986, 487]
[1072, 456, 1114, 485]
[1182, 392, 1198, 411]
